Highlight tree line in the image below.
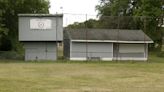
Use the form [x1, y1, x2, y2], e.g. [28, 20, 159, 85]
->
[67, 0, 164, 50]
[0, 0, 50, 52]
[0, 0, 163, 52]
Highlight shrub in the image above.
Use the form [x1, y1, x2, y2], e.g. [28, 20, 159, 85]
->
[157, 51, 164, 57]
[0, 51, 24, 60]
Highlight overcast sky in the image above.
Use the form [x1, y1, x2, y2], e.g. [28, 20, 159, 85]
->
[49, 0, 99, 26]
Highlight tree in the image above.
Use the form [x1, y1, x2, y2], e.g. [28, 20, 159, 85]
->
[96, 0, 163, 50]
[0, 14, 8, 37]
[96, 0, 134, 16]
[0, 5, 9, 50]
[95, 0, 141, 29]
[66, 19, 99, 29]
[0, 0, 50, 51]
[133, 0, 163, 50]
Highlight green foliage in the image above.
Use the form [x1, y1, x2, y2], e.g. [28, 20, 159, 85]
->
[67, 19, 100, 29]
[134, 0, 163, 50]
[157, 51, 164, 57]
[134, 0, 162, 17]
[0, 51, 23, 60]
[95, 0, 164, 50]
[68, 0, 163, 50]
[67, 22, 86, 29]
[0, 0, 50, 51]
[0, 10, 9, 50]
[96, 0, 134, 16]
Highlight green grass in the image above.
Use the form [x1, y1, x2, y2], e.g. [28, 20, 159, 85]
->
[0, 54, 164, 92]
[162, 45, 164, 51]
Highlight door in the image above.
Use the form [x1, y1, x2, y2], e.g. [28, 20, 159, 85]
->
[25, 42, 57, 61]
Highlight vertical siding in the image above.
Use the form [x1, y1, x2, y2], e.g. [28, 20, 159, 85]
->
[24, 42, 57, 61]
[19, 16, 63, 41]
[113, 43, 147, 60]
[71, 42, 113, 60]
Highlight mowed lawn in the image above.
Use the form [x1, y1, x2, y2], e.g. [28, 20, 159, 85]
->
[0, 55, 164, 92]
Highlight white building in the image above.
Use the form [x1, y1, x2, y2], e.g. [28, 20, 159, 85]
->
[64, 29, 153, 61]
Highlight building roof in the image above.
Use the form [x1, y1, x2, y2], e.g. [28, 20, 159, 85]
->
[64, 29, 153, 43]
[18, 14, 63, 17]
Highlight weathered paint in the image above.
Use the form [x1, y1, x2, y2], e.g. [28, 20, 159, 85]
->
[67, 42, 148, 61]
[24, 42, 57, 61]
[18, 14, 63, 61]
[70, 42, 113, 60]
[19, 15, 63, 41]
[113, 43, 148, 60]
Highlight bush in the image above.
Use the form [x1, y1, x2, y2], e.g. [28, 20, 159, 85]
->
[0, 51, 24, 60]
[157, 51, 164, 57]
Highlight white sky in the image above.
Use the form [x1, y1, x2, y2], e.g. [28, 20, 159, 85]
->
[49, 0, 99, 26]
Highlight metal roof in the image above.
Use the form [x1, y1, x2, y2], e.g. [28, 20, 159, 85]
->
[18, 14, 63, 17]
[64, 29, 153, 43]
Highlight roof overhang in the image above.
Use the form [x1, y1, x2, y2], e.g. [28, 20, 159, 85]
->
[18, 14, 63, 17]
[71, 40, 154, 43]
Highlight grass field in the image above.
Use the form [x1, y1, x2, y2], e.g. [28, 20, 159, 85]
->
[0, 54, 164, 92]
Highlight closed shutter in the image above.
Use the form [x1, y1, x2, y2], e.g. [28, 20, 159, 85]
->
[25, 42, 56, 61]
[119, 44, 144, 53]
